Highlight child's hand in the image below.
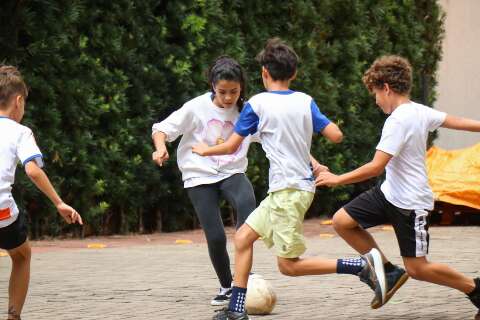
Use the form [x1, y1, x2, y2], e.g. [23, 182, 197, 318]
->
[312, 162, 329, 179]
[152, 147, 169, 167]
[315, 171, 340, 187]
[192, 142, 209, 156]
[56, 202, 83, 225]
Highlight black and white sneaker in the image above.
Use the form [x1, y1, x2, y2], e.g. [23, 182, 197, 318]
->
[371, 264, 409, 309]
[212, 308, 249, 320]
[211, 288, 232, 306]
[358, 248, 386, 307]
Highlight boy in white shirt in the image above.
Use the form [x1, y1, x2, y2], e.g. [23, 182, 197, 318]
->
[0, 65, 82, 320]
[316, 55, 480, 317]
[193, 38, 388, 320]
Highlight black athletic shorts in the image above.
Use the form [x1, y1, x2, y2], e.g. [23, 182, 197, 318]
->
[0, 212, 28, 250]
[344, 186, 429, 257]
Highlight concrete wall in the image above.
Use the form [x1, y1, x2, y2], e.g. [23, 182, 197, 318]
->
[435, 0, 480, 150]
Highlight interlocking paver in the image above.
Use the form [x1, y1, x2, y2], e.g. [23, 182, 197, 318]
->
[1, 222, 478, 319]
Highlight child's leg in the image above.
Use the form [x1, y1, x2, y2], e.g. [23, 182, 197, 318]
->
[276, 256, 336, 276]
[232, 224, 259, 287]
[403, 256, 475, 293]
[186, 184, 232, 289]
[7, 240, 31, 320]
[219, 173, 256, 229]
[333, 208, 387, 259]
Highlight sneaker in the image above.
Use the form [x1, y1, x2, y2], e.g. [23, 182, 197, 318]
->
[371, 265, 409, 309]
[358, 248, 386, 307]
[211, 288, 232, 306]
[212, 308, 249, 320]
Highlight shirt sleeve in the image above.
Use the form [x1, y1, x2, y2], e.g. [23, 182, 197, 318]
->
[152, 104, 195, 142]
[17, 128, 44, 167]
[376, 117, 406, 157]
[234, 103, 259, 137]
[425, 107, 447, 132]
[311, 100, 331, 133]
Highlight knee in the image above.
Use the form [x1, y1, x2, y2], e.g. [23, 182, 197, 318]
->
[332, 209, 350, 232]
[277, 260, 298, 277]
[10, 244, 31, 264]
[207, 233, 227, 249]
[234, 232, 251, 252]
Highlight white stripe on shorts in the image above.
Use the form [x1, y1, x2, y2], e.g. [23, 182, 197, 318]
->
[414, 209, 428, 256]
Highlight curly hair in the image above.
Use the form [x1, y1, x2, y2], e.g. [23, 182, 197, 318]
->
[0, 65, 28, 109]
[256, 38, 298, 81]
[362, 55, 412, 95]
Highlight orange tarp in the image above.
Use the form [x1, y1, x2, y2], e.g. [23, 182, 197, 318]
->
[426, 143, 480, 209]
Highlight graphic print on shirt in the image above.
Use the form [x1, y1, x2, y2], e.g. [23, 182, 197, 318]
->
[203, 119, 242, 165]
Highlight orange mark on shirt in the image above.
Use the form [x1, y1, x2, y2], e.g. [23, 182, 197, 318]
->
[0, 208, 11, 221]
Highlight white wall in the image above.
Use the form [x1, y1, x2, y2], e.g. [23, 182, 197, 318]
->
[435, 0, 480, 150]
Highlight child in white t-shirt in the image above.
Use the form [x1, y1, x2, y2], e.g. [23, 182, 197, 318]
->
[152, 56, 259, 306]
[316, 55, 480, 317]
[0, 65, 82, 320]
[193, 39, 388, 320]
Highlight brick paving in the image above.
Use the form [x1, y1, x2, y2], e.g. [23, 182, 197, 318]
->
[0, 220, 479, 319]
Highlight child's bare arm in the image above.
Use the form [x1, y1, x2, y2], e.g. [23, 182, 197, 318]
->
[441, 115, 480, 132]
[316, 150, 391, 187]
[152, 131, 169, 166]
[192, 133, 245, 156]
[24, 161, 82, 225]
[321, 123, 343, 143]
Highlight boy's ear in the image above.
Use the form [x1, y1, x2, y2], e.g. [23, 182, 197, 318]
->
[384, 83, 391, 94]
[261, 66, 269, 79]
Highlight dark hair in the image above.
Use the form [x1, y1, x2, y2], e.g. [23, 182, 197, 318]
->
[362, 55, 412, 95]
[207, 56, 246, 110]
[256, 38, 298, 81]
[0, 65, 28, 109]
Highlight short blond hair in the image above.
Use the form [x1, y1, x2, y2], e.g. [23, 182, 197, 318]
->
[362, 55, 412, 95]
[0, 65, 28, 109]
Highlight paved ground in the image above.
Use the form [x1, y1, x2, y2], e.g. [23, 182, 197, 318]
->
[0, 219, 479, 319]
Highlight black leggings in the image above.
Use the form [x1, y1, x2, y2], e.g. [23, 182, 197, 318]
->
[186, 173, 256, 288]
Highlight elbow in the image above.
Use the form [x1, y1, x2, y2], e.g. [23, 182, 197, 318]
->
[331, 131, 343, 143]
[369, 164, 384, 177]
[25, 165, 41, 180]
[225, 144, 239, 154]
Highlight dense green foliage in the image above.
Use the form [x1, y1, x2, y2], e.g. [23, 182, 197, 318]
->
[0, 0, 444, 236]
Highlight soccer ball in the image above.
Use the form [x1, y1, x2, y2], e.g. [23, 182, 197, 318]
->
[245, 274, 277, 315]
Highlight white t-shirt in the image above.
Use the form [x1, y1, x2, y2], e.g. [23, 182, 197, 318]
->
[234, 90, 331, 193]
[376, 102, 447, 210]
[152, 92, 257, 188]
[0, 117, 44, 228]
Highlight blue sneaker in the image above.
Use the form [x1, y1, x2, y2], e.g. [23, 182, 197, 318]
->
[212, 308, 249, 320]
[358, 248, 386, 307]
[371, 265, 409, 309]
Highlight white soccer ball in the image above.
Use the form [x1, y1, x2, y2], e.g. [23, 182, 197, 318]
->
[245, 274, 277, 315]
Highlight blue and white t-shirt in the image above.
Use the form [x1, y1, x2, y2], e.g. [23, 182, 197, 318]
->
[235, 90, 331, 193]
[0, 117, 43, 228]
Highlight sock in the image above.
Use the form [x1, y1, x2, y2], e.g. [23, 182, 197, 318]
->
[384, 261, 395, 273]
[228, 286, 247, 313]
[336, 258, 365, 275]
